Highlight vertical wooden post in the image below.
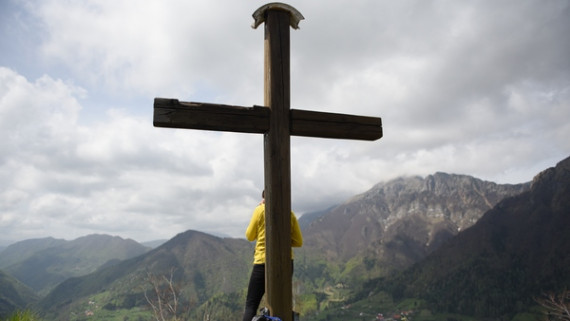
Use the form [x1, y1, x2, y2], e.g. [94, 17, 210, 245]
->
[263, 8, 293, 321]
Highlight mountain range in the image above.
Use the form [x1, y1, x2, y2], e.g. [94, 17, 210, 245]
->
[37, 231, 253, 320]
[0, 156, 568, 320]
[343, 156, 570, 320]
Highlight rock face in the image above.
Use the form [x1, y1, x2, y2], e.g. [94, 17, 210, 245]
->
[302, 172, 530, 271]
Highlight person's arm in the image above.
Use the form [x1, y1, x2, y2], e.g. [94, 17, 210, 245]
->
[245, 205, 263, 241]
[290, 212, 303, 247]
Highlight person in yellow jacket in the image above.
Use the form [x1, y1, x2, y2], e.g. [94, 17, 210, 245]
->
[242, 190, 303, 321]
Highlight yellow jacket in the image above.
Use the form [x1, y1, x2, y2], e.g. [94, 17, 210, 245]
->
[245, 204, 303, 264]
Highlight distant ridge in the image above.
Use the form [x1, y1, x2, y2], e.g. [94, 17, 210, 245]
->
[0, 234, 150, 296]
[0, 237, 66, 269]
[298, 206, 337, 230]
[141, 239, 168, 249]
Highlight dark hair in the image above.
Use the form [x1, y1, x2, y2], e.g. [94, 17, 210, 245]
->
[262, 190, 265, 199]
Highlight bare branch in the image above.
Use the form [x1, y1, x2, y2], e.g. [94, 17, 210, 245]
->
[536, 290, 570, 321]
[143, 268, 185, 321]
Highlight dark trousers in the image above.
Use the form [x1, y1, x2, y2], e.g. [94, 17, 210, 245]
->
[242, 262, 294, 321]
[242, 264, 265, 321]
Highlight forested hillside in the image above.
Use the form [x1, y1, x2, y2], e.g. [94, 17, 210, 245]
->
[0, 270, 38, 319]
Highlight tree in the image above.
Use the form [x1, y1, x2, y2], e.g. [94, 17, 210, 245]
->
[144, 268, 186, 321]
[536, 290, 570, 321]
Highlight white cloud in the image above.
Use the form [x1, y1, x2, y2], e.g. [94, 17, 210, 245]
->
[1, 0, 569, 244]
[0, 64, 269, 242]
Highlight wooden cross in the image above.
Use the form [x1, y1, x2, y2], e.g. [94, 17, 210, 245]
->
[153, 3, 382, 321]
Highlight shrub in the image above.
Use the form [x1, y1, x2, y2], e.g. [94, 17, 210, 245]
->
[3, 310, 42, 321]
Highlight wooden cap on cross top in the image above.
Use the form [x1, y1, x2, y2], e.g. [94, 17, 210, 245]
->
[252, 2, 304, 29]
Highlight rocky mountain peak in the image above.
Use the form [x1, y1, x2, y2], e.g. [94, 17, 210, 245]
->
[302, 172, 530, 270]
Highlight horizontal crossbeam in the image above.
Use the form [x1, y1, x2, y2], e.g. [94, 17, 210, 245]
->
[291, 109, 382, 140]
[154, 98, 383, 141]
[153, 98, 269, 134]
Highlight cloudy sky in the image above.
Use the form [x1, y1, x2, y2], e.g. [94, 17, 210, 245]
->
[0, 0, 568, 245]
